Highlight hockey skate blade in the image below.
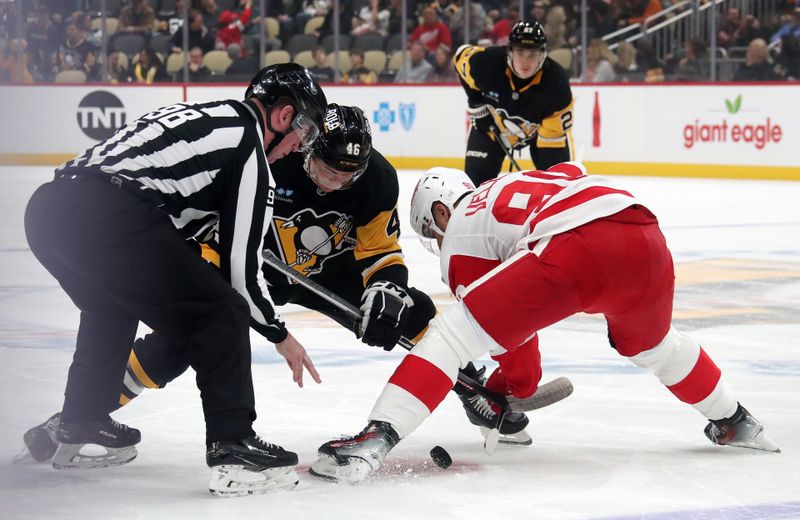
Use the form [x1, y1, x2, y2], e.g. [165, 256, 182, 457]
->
[209, 465, 299, 497]
[507, 377, 574, 412]
[309, 453, 374, 484]
[51, 443, 137, 469]
[727, 431, 781, 453]
[483, 428, 500, 455]
[479, 427, 532, 447]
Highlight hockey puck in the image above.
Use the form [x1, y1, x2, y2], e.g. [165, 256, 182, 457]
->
[430, 446, 452, 469]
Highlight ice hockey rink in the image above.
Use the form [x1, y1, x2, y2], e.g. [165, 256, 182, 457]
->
[0, 166, 798, 520]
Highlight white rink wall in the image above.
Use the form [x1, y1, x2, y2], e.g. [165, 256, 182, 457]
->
[0, 83, 798, 179]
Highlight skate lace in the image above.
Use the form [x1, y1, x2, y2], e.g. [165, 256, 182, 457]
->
[251, 435, 284, 454]
[467, 394, 496, 419]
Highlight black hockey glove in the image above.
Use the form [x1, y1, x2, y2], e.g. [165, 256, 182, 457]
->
[358, 281, 414, 351]
[468, 104, 494, 135]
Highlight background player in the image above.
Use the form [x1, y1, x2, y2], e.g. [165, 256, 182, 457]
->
[454, 21, 574, 185]
[309, 163, 779, 482]
[22, 63, 327, 497]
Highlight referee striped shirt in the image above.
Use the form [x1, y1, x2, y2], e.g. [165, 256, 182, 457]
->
[56, 99, 288, 343]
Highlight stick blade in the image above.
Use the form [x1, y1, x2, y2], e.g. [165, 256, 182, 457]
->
[508, 377, 574, 412]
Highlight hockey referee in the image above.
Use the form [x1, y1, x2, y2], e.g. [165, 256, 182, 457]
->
[23, 63, 326, 496]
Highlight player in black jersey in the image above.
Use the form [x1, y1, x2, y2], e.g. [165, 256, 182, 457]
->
[21, 63, 327, 496]
[454, 20, 575, 185]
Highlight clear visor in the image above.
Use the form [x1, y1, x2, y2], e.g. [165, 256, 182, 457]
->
[418, 235, 441, 256]
[307, 156, 361, 191]
[292, 112, 320, 150]
[420, 219, 437, 240]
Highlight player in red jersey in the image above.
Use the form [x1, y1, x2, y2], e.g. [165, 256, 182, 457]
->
[310, 162, 779, 482]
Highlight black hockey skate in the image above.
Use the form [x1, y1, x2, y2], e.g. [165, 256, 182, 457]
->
[13, 412, 61, 463]
[52, 416, 141, 469]
[455, 363, 532, 446]
[206, 435, 299, 497]
[310, 421, 400, 484]
[704, 403, 780, 453]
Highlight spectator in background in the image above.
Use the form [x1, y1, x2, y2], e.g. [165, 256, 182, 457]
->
[55, 18, 98, 78]
[315, 1, 353, 39]
[770, 5, 800, 43]
[225, 42, 259, 75]
[675, 38, 709, 81]
[187, 46, 212, 81]
[217, 0, 252, 50]
[74, 11, 101, 49]
[198, 0, 220, 31]
[733, 38, 779, 81]
[580, 38, 616, 82]
[775, 34, 800, 79]
[108, 51, 131, 83]
[119, 0, 156, 35]
[717, 7, 742, 47]
[352, 0, 391, 37]
[490, 4, 519, 45]
[411, 6, 453, 55]
[0, 39, 33, 83]
[449, 0, 487, 46]
[308, 46, 336, 82]
[614, 41, 639, 78]
[530, 0, 548, 23]
[588, 0, 615, 39]
[636, 38, 665, 82]
[170, 10, 215, 54]
[342, 48, 377, 84]
[544, 4, 567, 50]
[132, 46, 167, 83]
[735, 14, 767, 47]
[26, 6, 59, 81]
[427, 43, 457, 82]
[394, 40, 433, 83]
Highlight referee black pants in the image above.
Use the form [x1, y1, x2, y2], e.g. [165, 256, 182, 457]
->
[24, 175, 256, 444]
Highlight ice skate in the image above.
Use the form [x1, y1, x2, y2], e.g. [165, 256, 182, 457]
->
[704, 403, 780, 453]
[14, 412, 61, 463]
[456, 364, 532, 446]
[310, 421, 400, 484]
[51, 417, 141, 469]
[206, 435, 299, 497]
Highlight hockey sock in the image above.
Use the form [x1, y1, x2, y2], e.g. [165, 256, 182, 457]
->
[486, 334, 543, 399]
[117, 350, 160, 408]
[629, 327, 738, 420]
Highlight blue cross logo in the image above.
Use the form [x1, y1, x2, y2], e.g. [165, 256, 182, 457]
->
[373, 102, 395, 132]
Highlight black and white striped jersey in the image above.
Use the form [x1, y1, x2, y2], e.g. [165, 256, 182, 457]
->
[56, 99, 288, 343]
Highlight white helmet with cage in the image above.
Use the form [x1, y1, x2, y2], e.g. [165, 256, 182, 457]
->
[409, 167, 476, 254]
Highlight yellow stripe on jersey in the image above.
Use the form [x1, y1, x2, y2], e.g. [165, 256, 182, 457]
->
[453, 45, 485, 91]
[362, 253, 406, 286]
[537, 100, 575, 150]
[200, 242, 221, 268]
[354, 209, 403, 262]
[128, 350, 160, 389]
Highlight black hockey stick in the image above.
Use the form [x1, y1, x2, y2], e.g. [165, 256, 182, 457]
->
[489, 125, 522, 172]
[262, 250, 572, 413]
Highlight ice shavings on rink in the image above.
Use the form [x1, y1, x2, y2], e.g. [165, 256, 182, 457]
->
[0, 167, 798, 520]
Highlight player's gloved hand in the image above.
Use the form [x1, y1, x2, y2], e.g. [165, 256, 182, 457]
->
[468, 104, 494, 135]
[295, 248, 311, 265]
[358, 281, 414, 350]
[334, 215, 350, 234]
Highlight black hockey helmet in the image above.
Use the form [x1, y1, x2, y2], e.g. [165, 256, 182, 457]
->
[508, 20, 547, 51]
[245, 63, 328, 135]
[307, 104, 372, 188]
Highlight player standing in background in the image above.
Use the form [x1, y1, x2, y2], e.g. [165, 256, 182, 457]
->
[310, 163, 779, 482]
[22, 63, 327, 496]
[454, 20, 574, 185]
[18, 105, 532, 473]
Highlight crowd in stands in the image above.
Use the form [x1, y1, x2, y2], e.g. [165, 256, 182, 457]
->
[1, 0, 798, 84]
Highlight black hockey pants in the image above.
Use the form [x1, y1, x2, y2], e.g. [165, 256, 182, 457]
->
[24, 175, 256, 444]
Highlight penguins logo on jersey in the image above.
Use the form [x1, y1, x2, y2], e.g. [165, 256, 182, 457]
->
[490, 107, 540, 149]
[274, 209, 357, 276]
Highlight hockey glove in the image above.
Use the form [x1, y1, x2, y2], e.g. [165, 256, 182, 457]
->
[358, 281, 414, 350]
[468, 104, 494, 135]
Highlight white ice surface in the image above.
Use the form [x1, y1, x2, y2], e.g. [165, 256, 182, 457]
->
[1, 167, 799, 520]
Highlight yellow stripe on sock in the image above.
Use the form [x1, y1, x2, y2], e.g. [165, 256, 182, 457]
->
[128, 350, 160, 389]
[119, 394, 131, 406]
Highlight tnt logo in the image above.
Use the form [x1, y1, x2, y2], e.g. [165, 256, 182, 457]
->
[76, 91, 126, 141]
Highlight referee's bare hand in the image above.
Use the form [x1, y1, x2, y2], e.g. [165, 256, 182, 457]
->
[275, 332, 322, 388]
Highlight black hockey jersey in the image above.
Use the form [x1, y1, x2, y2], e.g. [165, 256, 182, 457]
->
[263, 149, 407, 291]
[454, 45, 574, 151]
